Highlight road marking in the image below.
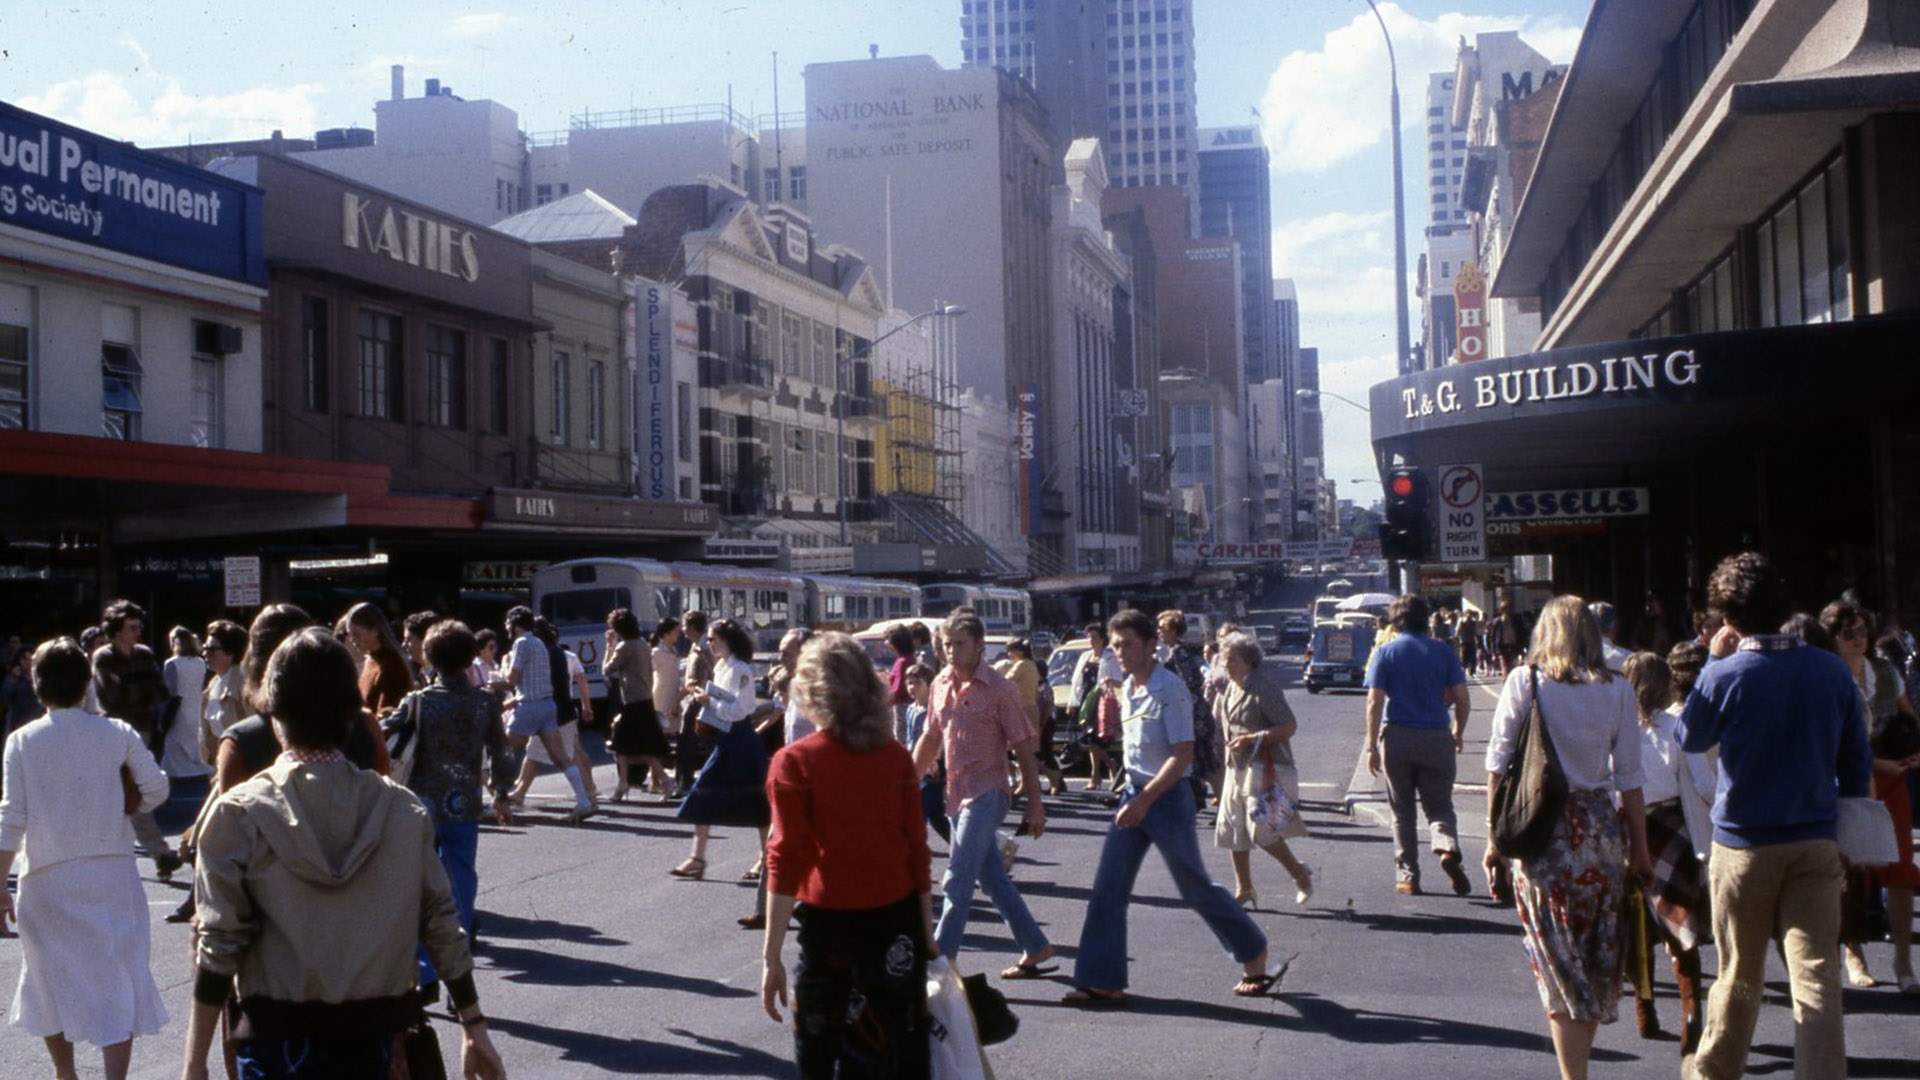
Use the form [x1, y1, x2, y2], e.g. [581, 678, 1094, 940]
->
[1299, 782, 1340, 790]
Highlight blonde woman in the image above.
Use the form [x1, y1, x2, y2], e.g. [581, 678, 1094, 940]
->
[1213, 633, 1313, 908]
[1483, 595, 1652, 1080]
[760, 632, 933, 1077]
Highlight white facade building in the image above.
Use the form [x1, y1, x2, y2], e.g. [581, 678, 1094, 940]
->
[296, 71, 528, 225]
[957, 389, 1023, 564]
[1048, 139, 1138, 573]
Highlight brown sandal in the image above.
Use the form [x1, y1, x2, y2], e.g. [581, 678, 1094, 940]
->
[669, 857, 707, 880]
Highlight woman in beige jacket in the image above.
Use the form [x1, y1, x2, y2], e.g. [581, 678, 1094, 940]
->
[182, 628, 505, 1080]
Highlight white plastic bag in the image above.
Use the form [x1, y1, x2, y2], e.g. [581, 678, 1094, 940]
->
[1837, 796, 1899, 867]
[926, 956, 992, 1080]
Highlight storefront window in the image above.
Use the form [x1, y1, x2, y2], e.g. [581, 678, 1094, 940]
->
[101, 343, 142, 441]
[301, 297, 329, 414]
[425, 325, 466, 430]
[355, 309, 401, 420]
[0, 321, 26, 430]
[676, 382, 693, 463]
[189, 355, 222, 448]
[550, 350, 570, 444]
[487, 338, 509, 434]
[587, 359, 605, 449]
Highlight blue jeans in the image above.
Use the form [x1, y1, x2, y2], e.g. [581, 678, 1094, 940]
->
[1072, 781, 1267, 991]
[418, 819, 480, 986]
[933, 787, 1048, 960]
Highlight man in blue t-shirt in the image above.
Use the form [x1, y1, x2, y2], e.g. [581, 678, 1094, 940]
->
[1363, 593, 1472, 896]
[1676, 552, 1869, 1080]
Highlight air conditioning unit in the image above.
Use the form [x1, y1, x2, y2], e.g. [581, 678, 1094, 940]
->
[193, 320, 243, 356]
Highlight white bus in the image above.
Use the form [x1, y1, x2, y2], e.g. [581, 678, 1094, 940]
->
[803, 576, 920, 632]
[533, 559, 805, 697]
[920, 583, 1032, 635]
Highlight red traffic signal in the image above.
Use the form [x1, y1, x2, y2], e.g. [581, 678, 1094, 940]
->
[1389, 474, 1415, 498]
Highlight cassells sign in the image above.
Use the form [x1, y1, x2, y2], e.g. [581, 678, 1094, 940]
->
[0, 102, 264, 285]
[1487, 487, 1649, 521]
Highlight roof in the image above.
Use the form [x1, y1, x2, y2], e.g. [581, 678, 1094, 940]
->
[493, 190, 636, 243]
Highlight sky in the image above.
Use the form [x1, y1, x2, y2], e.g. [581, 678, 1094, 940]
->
[0, 0, 1589, 503]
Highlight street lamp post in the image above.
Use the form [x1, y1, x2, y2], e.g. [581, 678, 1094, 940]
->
[1295, 387, 1370, 414]
[1364, 0, 1413, 376]
[838, 302, 968, 544]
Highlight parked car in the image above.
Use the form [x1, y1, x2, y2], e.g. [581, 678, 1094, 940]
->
[1253, 625, 1281, 652]
[1281, 613, 1313, 645]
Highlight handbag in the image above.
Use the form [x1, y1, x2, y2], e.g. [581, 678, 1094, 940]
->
[961, 972, 1018, 1046]
[1247, 737, 1302, 842]
[401, 1015, 448, 1080]
[1488, 666, 1569, 860]
[1836, 795, 1899, 867]
[384, 696, 422, 787]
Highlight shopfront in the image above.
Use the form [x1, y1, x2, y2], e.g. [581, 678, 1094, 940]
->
[1370, 318, 1920, 638]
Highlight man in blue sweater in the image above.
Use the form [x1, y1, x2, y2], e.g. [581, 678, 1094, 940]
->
[1677, 552, 1871, 1080]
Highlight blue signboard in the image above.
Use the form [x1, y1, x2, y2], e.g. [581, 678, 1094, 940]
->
[0, 101, 264, 285]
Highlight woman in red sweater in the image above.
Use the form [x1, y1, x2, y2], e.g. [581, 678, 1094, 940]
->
[760, 632, 934, 1079]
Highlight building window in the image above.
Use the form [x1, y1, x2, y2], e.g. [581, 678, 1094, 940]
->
[536, 183, 553, 205]
[0, 319, 24, 430]
[763, 168, 780, 200]
[301, 297, 329, 413]
[676, 382, 693, 463]
[99, 301, 143, 440]
[487, 338, 509, 434]
[789, 166, 806, 201]
[1756, 156, 1851, 328]
[587, 358, 606, 448]
[551, 349, 571, 444]
[425, 324, 466, 429]
[190, 355, 223, 448]
[559, 183, 569, 195]
[355, 310, 402, 420]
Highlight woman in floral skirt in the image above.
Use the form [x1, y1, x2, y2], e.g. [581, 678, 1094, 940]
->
[1483, 596, 1652, 1080]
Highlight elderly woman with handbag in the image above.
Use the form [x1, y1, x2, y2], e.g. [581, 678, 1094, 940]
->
[1483, 596, 1652, 1080]
[1212, 632, 1313, 908]
[0, 638, 170, 1080]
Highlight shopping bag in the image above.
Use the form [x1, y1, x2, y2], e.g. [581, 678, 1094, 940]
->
[927, 956, 992, 1080]
[1247, 743, 1304, 843]
[1836, 796, 1899, 867]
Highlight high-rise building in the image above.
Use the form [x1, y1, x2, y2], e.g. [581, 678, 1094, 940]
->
[1293, 345, 1324, 539]
[803, 55, 1057, 564]
[962, 0, 1199, 209]
[1197, 126, 1274, 386]
[1272, 278, 1299, 388]
[958, 0, 1108, 149]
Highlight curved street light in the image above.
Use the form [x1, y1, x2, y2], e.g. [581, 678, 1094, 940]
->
[1296, 387, 1370, 414]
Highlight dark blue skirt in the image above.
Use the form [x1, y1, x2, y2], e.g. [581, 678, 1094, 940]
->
[676, 719, 771, 828]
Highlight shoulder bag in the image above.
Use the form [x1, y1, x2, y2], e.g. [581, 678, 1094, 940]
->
[384, 694, 422, 787]
[1489, 666, 1569, 860]
[1837, 796, 1899, 867]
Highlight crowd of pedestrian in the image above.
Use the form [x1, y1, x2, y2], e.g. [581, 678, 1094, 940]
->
[0, 548, 1914, 1078]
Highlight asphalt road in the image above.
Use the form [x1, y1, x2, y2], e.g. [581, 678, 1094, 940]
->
[4, 654, 1917, 1078]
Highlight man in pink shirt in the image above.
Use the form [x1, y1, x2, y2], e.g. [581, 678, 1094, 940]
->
[912, 612, 1055, 978]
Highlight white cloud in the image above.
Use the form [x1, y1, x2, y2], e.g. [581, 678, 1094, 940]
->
[1260, 4, 1581, 175]
[447, 13, 517, 38]
[1271, 209, 1389, 274]
[18, 71, 327, 145]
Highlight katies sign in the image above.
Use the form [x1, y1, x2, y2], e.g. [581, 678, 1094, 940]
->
[341, 191, 480, 283]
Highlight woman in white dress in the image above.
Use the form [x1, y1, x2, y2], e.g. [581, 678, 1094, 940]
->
[0, 638, 169, 1080]
[160, 626, 211, 778]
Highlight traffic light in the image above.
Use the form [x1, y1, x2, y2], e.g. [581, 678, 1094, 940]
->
[1380, 467, 1431, 560]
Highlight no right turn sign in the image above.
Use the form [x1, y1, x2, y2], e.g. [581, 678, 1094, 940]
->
[1437, 464, 1486, 563]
